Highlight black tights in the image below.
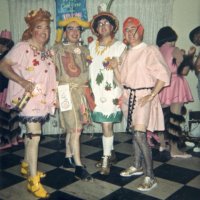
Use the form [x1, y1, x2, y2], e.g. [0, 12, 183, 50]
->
[133, 130, 154, 178]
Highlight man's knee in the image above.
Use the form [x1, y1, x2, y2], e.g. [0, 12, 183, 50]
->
[25, 133, 41, 139]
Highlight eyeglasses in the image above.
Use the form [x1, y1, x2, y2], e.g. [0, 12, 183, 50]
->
[66, 26, 82, 31]
[98, 21, 110, 27]
[125, 25, 141, 37]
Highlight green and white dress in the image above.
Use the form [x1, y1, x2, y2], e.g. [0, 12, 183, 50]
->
[89, 40, 126, 123]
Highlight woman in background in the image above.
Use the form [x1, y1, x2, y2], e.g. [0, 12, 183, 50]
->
[156, 26, 193, 158]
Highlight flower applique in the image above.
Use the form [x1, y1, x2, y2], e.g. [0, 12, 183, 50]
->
[96, 71, 104, 85]
[103, 57, 112, 70]
[105, 82, 112, 91]
[74, 47, 81, 55]
[113, 98, 119, 105]
[87, 36, 94, 44]
[40, 99, 47, 104]
[30, 45, 39, 57]
[33, 59, 39, 66]
[25, 66, 34, 71]
[113, 97, 122, 108]
[11, 98, 19, 105]
[86, 55, 93, 64]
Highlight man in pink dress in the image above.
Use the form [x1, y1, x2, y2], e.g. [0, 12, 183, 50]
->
[0, 9, 57, 198]
[110, 17, 170, 191]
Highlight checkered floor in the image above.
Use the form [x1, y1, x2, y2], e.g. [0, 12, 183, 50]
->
[0, 132, 200, 200]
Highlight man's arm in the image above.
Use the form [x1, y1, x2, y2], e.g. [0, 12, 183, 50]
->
[0, 58, 35, 92]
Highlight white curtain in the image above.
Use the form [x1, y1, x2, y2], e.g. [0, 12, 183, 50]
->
[8, 0, 174, 134]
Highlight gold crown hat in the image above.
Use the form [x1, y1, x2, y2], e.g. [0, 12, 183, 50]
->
[24, 8, 52, 26]
[55, 17, 90, 43]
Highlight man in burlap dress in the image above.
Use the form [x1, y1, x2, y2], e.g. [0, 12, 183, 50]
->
[53, 17, 93, 181]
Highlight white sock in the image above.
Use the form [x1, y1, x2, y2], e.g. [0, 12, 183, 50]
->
[102, 135, 113, 156]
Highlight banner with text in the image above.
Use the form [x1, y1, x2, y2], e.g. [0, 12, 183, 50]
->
[56, 0, 88, 27]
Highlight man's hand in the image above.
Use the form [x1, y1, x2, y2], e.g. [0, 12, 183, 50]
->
[138, 94, 154, 107]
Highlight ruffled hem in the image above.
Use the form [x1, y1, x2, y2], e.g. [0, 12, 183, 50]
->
[19, 114, 49, 124]
[159, 76, 193, 105]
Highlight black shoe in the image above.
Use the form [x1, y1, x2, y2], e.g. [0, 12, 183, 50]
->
[110, 150, 118, 164]
[75, 166, 93, 182]
[63, 157, 75, 169]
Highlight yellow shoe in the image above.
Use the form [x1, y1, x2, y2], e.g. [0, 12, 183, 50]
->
[27, 175, 49, 198]
[21, 161, 46, 178]
[20, 161, 29, 177]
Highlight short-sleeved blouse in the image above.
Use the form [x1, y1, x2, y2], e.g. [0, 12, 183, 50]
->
[5, 41, 57, 118]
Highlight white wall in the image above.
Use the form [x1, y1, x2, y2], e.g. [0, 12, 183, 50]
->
[0, 0, 10, 30]
[172, 0, 200, 116]
[0, 0, 199, 122]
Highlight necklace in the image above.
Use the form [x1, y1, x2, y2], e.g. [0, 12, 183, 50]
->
[29, 43, 52, 60]
[95, 40, 113, 55]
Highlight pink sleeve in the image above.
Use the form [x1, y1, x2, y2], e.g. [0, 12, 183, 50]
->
[119, 52, 128, 83]
[5, 42, 29, 66]
[146, 46, 171, 86]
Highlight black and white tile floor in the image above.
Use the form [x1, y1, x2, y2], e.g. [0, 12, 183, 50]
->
[0, 132, 200, 200]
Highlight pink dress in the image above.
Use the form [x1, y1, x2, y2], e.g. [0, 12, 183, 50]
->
[159, 43, 193, 105]
[120, 42, 170, 132]
[5, 42, 57, 119]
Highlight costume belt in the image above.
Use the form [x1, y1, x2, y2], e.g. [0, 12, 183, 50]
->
[123, 85, 153, 133]
[59, 81, 87, 90]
